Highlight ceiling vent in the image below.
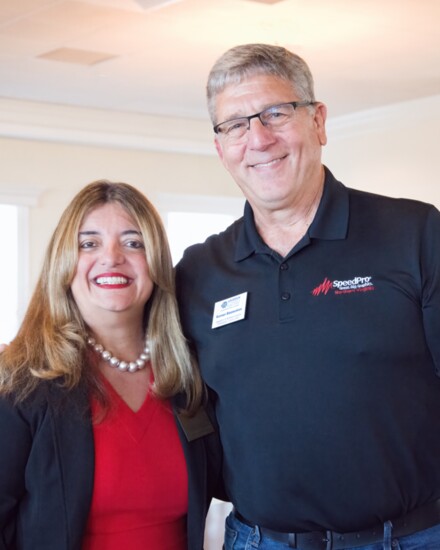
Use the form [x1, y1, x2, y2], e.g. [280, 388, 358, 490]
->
[37, 48, 116, 66]
[133, 0, 183, 9]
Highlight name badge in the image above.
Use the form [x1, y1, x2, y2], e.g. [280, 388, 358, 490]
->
[176, 407, 215, 442]
[212, 292, 248, 329]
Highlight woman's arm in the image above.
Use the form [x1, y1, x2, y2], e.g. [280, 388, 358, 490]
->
[0, 396, 32, 549]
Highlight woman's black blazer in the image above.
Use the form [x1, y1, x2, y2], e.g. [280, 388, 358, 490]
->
[0, 381, 222, 549]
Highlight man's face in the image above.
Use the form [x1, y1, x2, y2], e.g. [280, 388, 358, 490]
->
[214, 74, 327, 214]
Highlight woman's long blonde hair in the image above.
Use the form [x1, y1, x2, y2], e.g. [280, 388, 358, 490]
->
[0, 180, 203, 413]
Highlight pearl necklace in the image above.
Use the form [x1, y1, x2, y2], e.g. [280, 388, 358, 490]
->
[87, 336, 150, 373]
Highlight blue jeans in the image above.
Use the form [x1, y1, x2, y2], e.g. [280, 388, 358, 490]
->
[224, 511, 440, 550]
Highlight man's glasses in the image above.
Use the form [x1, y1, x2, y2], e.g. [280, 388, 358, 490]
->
[213, 100, 315, 141]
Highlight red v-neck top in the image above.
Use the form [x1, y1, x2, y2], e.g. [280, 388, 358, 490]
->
[82, 381, 188, 550]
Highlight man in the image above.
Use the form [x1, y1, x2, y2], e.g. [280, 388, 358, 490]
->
[176, 43, 440, 549]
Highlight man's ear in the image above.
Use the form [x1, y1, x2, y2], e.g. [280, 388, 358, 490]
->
[314, 102, 328, 146]
[214, 137, 224, 161]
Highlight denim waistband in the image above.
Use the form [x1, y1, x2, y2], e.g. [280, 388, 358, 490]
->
[234, 498, 440, 550]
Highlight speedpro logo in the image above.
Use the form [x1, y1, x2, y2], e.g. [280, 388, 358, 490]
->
[312, 276, 375, 296]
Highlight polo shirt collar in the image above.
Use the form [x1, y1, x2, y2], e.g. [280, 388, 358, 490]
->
[234, 166, 349, 262]
[309, 166, 349, 240]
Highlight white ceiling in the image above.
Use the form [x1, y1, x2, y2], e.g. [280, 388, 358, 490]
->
[0, 0, 439, 123]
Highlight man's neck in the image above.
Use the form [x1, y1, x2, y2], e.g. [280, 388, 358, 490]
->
[253, 170, 325, 257]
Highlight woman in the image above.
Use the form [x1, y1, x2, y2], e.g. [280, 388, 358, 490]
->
[0, 180, 221, 549]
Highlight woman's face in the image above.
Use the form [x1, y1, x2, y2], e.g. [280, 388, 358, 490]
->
[70, 202, 154, 329]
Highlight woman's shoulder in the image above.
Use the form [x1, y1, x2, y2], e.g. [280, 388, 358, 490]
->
[0, 378, 89, 422]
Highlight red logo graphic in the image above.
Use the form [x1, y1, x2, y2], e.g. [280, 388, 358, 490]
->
[311, 278, 333, 296]
[311, 275, 375, 296]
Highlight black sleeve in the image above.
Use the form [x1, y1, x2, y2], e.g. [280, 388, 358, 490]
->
[421, 206, 440, 374]
[204, 390, 228, 503]
[0, 396, 32, 549]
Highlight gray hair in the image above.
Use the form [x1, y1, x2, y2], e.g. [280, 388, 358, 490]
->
[206, 43, 316, 125]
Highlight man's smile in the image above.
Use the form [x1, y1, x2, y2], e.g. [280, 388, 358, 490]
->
[249, 155, 287, 169]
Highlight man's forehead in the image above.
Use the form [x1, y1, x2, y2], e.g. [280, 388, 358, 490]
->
[215, 74, 297, 118]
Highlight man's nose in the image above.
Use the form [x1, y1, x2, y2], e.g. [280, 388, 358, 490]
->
[246, 116, 277, 148]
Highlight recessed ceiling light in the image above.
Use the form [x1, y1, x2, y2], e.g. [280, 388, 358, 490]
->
[37, 48, 116, 66]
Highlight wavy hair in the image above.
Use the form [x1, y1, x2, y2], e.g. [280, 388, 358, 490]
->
[0, 180, 203, 413]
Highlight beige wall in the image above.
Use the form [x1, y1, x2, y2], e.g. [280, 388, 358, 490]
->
[0, 136, 238, 290]
[323, 94, 440, 205]
[1, 94, 439, 295]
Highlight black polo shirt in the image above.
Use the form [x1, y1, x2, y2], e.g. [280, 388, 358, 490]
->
[176, 167, 440, 533]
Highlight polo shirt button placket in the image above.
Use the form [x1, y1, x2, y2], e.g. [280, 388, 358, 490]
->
[278, 261, 294, 320]
[279, 263, 290, 301]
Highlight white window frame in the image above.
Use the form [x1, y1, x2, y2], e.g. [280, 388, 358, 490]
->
[0, 185, 43, 333]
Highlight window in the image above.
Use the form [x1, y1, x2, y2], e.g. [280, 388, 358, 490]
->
[0, 205, 22, 342]
[156, 194, 244, 265]
[0, 185, 41, 344]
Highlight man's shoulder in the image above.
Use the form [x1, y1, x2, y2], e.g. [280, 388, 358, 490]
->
[326, 168, 436, 215]
[347, 185, 437, 218]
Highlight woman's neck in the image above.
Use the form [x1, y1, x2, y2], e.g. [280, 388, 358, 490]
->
[88, 317, 145, 362]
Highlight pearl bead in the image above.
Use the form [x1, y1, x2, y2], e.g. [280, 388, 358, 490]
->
[118, 361, 128, 371]
[87, 335, 150, 373]
[128, 362, 138, 373]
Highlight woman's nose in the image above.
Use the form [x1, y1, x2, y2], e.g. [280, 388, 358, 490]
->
[99, 243, 124, 266]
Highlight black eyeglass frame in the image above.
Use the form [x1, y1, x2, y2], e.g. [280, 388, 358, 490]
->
[213, 100, 316, 135]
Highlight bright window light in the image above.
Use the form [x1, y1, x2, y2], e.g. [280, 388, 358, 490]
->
[156, 194, 244, 265]
[0, 205, 19, 343]
[167, 211, 235, 264]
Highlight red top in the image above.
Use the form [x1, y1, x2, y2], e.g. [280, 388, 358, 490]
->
[82, 380, 188, 550]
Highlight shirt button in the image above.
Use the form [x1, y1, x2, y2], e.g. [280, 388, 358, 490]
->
[281, 292, 291, 301]
[280, 263, 289, 271]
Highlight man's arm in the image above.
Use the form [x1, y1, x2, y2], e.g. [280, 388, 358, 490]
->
[421, 206, 440, 374]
